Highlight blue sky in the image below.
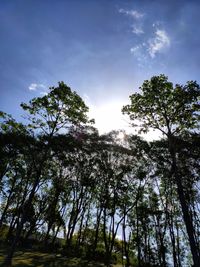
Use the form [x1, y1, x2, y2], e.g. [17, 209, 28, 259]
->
[0, 0, 200, 135]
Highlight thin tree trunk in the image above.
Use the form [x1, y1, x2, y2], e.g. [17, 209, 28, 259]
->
[93, 207, 103, 253]
[169, 140, 200, 267]
[136, 205, 141, 267]
[168, 214, 178, 267]
[3, 172, 41, 266]
[176, 222, 182, 267]
[0, 174, 17, 229]
[122, 213, 130, 267]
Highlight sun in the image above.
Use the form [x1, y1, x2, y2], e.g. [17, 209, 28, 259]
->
[117, 131, 125, 140]
[85, 97, 161, 141]
[87, 100, 128, 134]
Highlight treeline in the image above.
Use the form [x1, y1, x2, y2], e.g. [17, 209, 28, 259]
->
[0, 76, 200, 267]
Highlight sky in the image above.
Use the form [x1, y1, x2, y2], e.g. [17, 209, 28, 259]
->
[0, 0, 200, 139]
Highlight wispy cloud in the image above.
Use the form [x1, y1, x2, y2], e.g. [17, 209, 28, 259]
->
[148, 29, 170, 58]
[119, 8, 144, 19]
[119, 8, 145, 36]
[130, 28, 170, 64]
[28, 83, 45, 91]
[130, 45, 141, 54]
[131, 25, 144, 35]
[39, 91, 48, 96]
[130, 44, 148, 67]
[119, 7, 170, 62]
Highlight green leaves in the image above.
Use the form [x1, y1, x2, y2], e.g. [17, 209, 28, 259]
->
[122, 74, 200, 136]
[21, 82, 92, 135]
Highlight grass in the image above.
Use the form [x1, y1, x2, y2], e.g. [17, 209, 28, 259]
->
[0, 248, 123, 267]
[0, 226, 124, 266]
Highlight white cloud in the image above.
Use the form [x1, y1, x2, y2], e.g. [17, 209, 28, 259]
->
[28, 83, 45, 91]
[152, 21, 161, 28]
[131, 25, 144, 35]
[28, 83, 38, 91]
[83, 93, 90, 103]
[39, 91, 48, 96]
[119, 8, 144, 19]
[148, 29, 170, 58]
[130, 44, 148, 67]
[130, 29, 170, 64]
[130, 45, 141, 54]
[119, 8, 144, 36]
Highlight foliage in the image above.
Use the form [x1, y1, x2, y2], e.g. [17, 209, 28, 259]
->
[0, 77, 200, 266]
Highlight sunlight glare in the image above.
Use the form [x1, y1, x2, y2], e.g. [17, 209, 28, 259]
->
[117, 131, 125, 140]
[84, 95, 162, 141]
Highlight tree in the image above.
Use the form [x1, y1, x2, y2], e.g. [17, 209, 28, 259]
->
[122, 74, 200, 266]
[2, 82, 91, 266]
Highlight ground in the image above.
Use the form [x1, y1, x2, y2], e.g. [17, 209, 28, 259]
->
[0, 249, 123, 267]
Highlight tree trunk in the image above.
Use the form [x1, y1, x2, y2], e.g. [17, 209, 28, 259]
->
[93, 207, 103, 253]
[169, 139, 200, 267]
[122, 213, 130, 267]
[168, 213, 179, 267]
[3, 173, 41, 266]
[136, 205, 141, 267]
[0, 174, 17, 229]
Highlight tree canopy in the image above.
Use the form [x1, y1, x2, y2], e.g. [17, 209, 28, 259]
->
[0, 78, 200, 267]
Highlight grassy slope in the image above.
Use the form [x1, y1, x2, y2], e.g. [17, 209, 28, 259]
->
[0, 249, 122, 267]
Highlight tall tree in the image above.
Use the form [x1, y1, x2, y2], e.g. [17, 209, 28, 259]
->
[122, 74, 200, 266]
[2, 82, 91, 266]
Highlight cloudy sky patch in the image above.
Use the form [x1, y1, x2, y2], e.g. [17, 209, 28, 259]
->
[148, 29, 170, 58]
[119, 8, 144, 19]
[131, 25, 144, 35]
[0, 0, 199, 136]
[28, 83, 46, 91]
